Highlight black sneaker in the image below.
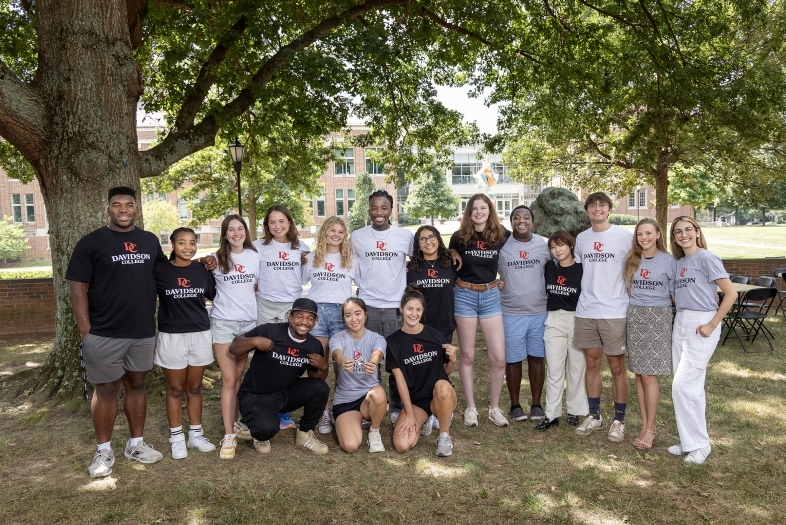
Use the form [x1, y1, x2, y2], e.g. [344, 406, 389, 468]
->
[535, 417, 560, 431]
[567, 414, 581, 427]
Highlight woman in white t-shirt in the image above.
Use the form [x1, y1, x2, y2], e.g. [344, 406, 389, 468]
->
[622, 218, 674, 450]
[304, 216, 356, 434]
[209, 214, 258, 460]
[329, 298, 387, 454]
[669, 216, 736, 465]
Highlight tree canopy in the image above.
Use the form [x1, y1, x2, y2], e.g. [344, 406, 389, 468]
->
[404, 165, 460, 224]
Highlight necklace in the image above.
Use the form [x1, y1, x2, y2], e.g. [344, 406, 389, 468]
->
[371, 227, 391, 240]
[423, 257, 437, 268]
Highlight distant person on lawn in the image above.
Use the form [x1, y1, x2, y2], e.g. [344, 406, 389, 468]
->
[67, 186, 215, 478]
[229, 298, 331, 455]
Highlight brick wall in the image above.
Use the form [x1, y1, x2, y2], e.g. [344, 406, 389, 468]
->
[0, 278, 56, 336]
[1, 257, 785, 337]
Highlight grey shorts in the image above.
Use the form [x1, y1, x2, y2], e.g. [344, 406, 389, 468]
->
[82, 334, 155, 384]
[211, 318, 258, 345]
[366, 307, 400, 338]
[573, 317, 628, 356]
[154, 330, 214, 369]
[256, 297, 293, 325]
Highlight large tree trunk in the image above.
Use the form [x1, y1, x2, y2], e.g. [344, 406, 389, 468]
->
[653, 149, 670, 233]
[37, 1, 142, 397]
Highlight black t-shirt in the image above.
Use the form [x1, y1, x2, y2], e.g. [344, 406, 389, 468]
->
[449, 230, 510, 284]
[385, 325, 450, 404]
[155, 261, 216, 334]
[66, 226, 167, 338]
[544, 260, 583, 312]
[239, 323, 323, 396]
[406, 260, 457, 334]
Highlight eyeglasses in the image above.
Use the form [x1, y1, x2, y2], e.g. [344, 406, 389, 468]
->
[418, 234, 438, 244]
[587, 203, 608, 209]
[673, 226, 696, 235]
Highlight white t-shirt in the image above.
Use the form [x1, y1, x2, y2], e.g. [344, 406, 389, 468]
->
[575, 224, 633, 319]
[252, 239, 310, 302]
[303, 252, 355, 304]
[351, 225, 414, 308]
[210, 249, 258, 322]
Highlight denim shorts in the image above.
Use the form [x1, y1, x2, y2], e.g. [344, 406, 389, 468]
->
[503, 313, 547, 362]
[311, 302, 344, 339]
[453, 285, 503, 319]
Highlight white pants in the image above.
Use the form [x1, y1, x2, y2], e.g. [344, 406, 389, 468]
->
[544, 310, 589, 420]
[671, 310, 721, 452]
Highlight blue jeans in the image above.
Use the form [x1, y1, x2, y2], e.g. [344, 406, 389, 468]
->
[454, 285, 503, 319]
[311, 302, 344, 339]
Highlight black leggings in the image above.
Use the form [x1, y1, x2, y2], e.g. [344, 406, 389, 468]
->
[238, 377, 329, 442]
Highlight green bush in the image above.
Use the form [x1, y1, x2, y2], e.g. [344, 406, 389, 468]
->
[0, 270, 53, 279]
[396, 212, 419, 226]
[609, 214, 640, 225]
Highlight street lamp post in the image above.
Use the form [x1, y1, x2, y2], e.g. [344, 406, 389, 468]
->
[635, 185, 641, 222]
[229, 137, 245, 216]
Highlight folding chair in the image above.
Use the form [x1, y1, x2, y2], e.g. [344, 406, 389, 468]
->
[731, 275, 750, 285]
[772, 268, 786, 319]
[740, 276, 777, 311]
[722, 287, 777, 353]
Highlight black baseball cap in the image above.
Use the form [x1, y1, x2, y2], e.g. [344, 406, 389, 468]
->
[291, 298, 318, 316]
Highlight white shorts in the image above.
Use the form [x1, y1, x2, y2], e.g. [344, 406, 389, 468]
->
[154, 330, 214, 369]
[210, 318, 258, 345]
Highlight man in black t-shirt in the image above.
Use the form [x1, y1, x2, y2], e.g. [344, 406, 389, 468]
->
[230, 298, 330, 455]
[67, 186, 169, 478]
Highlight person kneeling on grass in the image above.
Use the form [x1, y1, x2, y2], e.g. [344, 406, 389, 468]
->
[330, 297, 387, 453]
[229, 298, 330, 455]
[386, 286, 458, 457]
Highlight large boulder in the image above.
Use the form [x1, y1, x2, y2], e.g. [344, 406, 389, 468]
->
[530, 187, 590, 238]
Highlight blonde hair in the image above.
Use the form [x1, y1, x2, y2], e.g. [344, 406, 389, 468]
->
[623, 218, 668, 286]
[312, 216, 352, 269]
[670, 216, 707, 259]
[458, 193, 506, 247]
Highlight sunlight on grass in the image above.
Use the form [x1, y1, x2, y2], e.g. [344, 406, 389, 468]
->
[713, 360, 786, 382]
[569, 507, 628, 525]
[79, 477, 117, 492]
[187, 508, 206, 525]
[414, 458, 468, 478]
[726, 399, 786, 422]
[382, 456, 408, 467]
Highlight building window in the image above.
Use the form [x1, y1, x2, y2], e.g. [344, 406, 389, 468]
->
[316, 195, 326, 217]
[25, 194, 35, 223]
[146, 192, 167, 202]
[160, 234, 169, 245]
[11, 194, 22, 223]
[347, 189, 355, 211]
[178, 199, 189, 220]
[212, 234, 220, 246]
[365, 147, 385, 175]
[628, 194, 636, 208]
[638, 189, 647, 208]
[195, 233, 201, 246]
[335, 189, 344, 216]
[334, 148, 355, 176]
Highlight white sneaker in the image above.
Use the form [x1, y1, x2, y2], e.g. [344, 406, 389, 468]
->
[368, 430, 385, 453]
[318, 409, 333, 435]
[234, 421, 252, 441]
[488, 407, 509, 427]
[187, 432, 216, 453]
[464, 407, 478, 427]
[124, 440, 163, 464]
[296, 429, 329, 455]
[219, 435, 237, 460]
[169, 435, 187, 460]
[88, 449, 114, 478]
[685, 445, 712, 464]
[253, 439, 271, 454]
[435, 434, 453, 457]
[668, 443, 688, 456]
[575, 415, 602, 436]
[607, 420, 625, 442]
[420, 417, 434, 436]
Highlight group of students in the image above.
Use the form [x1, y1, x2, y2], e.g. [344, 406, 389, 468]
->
[69, 185, 732, 478]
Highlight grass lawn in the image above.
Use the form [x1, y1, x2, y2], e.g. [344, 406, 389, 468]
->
[1, 316, 785, 524]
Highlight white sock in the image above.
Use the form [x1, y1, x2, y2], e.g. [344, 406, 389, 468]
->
[189, 424, 203, 435]
[128, 437, 143, 447]
[97, 442, 111, 452]
[439, 432, 449, 438]
[369, 427, 380, 433]
[170, 425, 183, 436]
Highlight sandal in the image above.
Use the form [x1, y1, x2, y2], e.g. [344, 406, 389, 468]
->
[633, 429, 656, 450]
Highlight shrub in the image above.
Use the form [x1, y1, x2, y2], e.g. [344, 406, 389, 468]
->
[609, 214, 640, 225]
[0, 270, 53, 279]
[396, 212, 419, 226]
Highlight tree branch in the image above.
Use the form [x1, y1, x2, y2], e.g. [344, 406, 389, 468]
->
[153, 0, 195, 10]
[0, 60, 48, 166]
[140, 0, 409, 177]
[577, 0, 644, 28]
[127, 0, 148, 49]
[636, 0, 661, 36]
[172, 14, 250, 132]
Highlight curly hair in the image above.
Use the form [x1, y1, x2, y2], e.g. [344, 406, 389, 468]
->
[458, 193, 506, 247]
[312, 216, 352, 269]
[409, 225, 452, 272]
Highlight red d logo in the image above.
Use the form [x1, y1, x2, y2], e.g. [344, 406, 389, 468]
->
[413, 344, 424, 353]
[427, 269, 438, 278]
[376, 241, 386, 250]
[593, 242, 603, 252]
[124, 242, 137, 253]
[177, 278, 191, 288]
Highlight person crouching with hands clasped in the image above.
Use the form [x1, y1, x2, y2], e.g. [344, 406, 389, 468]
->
[229, 298, 330, 455]
[386, 286, 458, 457]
